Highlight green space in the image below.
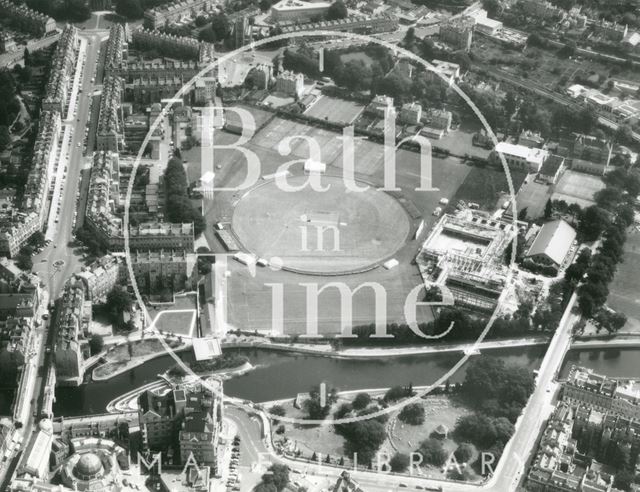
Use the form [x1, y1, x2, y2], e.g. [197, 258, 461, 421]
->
[92, 338, 184, 380]
[449, 166, 527, 212]
[166, 353, 249, 377]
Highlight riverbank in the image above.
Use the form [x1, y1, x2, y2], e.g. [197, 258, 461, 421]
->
[92, 339, 191, 381]
[221, 333, 640, 360]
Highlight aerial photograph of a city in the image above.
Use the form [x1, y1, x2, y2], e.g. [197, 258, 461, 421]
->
[0, 0, 639, 490]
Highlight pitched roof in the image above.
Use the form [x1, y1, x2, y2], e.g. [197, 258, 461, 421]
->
[526, 220, 576, 266]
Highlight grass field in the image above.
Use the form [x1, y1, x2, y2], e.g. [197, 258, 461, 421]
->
[339, 51, 374, 66]
[202, 109, 494, 335]
[450, 166, 527, 212]
[304, 96, 365, 125]
[607, 228, 640, 331]
[231, 175, 411, 274]
[152, 310, 196, 337]
[516, 180, 553, 219]
[552, 170, 605, 208]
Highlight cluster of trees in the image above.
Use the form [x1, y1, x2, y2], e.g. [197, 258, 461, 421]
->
[15, 245, 34, 271]
[105, 286, 133, 328]
[254, 464, 290, 492]
[575, 168, 638, 322]
[163, 157, 205, 235]
[384, 384, 414, 402]
[26, 0, 90, 21]
[115, 0, 169, 19]
[341, 306, 536, 346]
[198, 14, 231, 43]
[417, 438, 448, 467]
[303, 384, 338, 420]
[335, 417, 387, 465]
[89, 334, 105, 355]
[461, 358, 535, 423]
[454, 414, 514, 457]
[398, 402, 425, 425]
[75, 226, 105, 257]
[167, 354, 248, 376]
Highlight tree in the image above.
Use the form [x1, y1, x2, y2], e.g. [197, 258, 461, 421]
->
[195, 15, 208, 27]
[28, 231, 45, 248]
[404, 27, 415, 46]
[454, 443, 475, 463]
[384, 386, 408, 402]
[210, 14, 230, 40]
[199, 26, 217, 43]
[398, 403, 425, 425]
[116, 0, 143, 19]
[613, 469, 634, 491]
[340, 420, 387, 464]
[0, 126, 10, 151]
[389, 452, 410, 472]
[89, 334, 105, 355]
[327, 0, 347, 20]
[482, 0, 501, 17]
[254, 483, 277, 492]
[615, 124, 634, 145]
[106, 287, 132, 322]
[578, 206, 610, 242]
[259, 0, 271, 10]
[269, 405, 286, 418]
[16, 253, 32, 271]
[260, 464, 290, 491]
[454, 414, 498, 448]
[352, 392, 371, 410]
[417, 438, 448, 467]
[559, 40, 577, 58]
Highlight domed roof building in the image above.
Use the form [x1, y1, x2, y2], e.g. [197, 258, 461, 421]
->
[60, 438, 128, 491]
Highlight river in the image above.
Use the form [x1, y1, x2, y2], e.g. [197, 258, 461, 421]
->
[49, 345, 640, 417]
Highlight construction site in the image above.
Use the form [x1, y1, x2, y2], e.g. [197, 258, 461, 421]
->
[418, 210, 521, 313]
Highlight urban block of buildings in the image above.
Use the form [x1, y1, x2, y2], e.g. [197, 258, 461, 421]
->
[527, 366, 640, 492]
[144, 0, 217, 30]
[138, 381, 223, 471]
[0, 0, 56, 37]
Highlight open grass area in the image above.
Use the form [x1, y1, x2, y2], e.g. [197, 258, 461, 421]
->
[607, 228, 640, 331]
[152, 310, 196, 337]
[552, 170, 605, 208]
[201, 109, 476, 335]
[339, 51, 374, 66]
[450, 166, 526, 212]
[93, 338, 184, 379]
[304, 96, 365, 125]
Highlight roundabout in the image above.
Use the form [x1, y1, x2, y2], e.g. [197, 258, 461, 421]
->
[230, 174, 413, 275]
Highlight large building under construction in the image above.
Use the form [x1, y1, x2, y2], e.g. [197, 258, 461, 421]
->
[419, 211, 520, 312]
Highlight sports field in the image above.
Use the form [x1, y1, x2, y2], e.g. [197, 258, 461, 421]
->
[552, 170, 605, 208]
[202, 109, 488, 335]
[232, 175, 411, 274]
[304, 95, 365, 125]
[607, 228, 640, 331]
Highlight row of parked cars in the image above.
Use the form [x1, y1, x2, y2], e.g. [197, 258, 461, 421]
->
[226, 435, 241, 491]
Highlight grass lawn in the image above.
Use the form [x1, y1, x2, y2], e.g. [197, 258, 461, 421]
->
[607, 228, 640, 331]
[449, 166, 527, 212]
[93, 337, 184, 379]
[152, 311, 196, 337]
[304, 96, 365, 125]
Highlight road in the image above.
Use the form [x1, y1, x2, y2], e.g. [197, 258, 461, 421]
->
[8, 26, 107, 485]
[32, 30, 104, 299]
